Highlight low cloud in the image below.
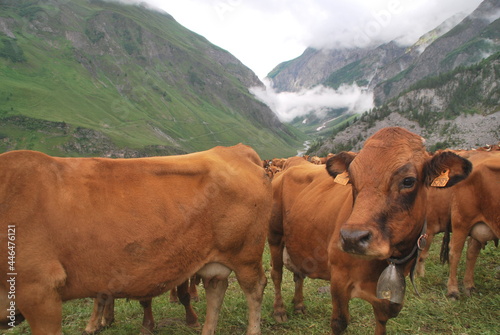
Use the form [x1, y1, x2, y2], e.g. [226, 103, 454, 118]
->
[292, 0, 482, 49]
[250, 79, 373, 122]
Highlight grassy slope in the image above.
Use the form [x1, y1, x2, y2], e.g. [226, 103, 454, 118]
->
[0, 0, 303, 159]
[6, 242, 498, 334]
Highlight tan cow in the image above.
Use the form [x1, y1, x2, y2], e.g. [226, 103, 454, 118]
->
[443, 150, 500, 299]
[282, 156, 311, 171]
[417, 150, 499, 299]
[310, 156, 322, 165]
[269, 127, 472, 334]
[0, 144, 271, 335]
[415, 186, 453, 277]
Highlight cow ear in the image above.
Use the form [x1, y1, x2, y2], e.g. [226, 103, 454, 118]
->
[425, 151, 472, 188]
[326, 152, 356, 185]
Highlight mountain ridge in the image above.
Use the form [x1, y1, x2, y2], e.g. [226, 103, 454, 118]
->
[267, 0, 500, 106]
[0, 0, 304, 159]
[265, 0, 499, 154]
[374, 0, 500, 103]
[308, 52, 500, 155]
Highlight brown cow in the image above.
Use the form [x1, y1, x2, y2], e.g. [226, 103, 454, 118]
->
[271, 158, 286, 169]
[84, 277, 200, 334]
[416, 150, 500, 298]
[416, 149, 470, 277]
[310, 156, 322, 165]
[269, 127, 472, 334]
[0, 144, 271, 335]
[475, 143, 500, 151]
[415, 186, 453, 277]
[443, 151, 500, 299]
[282, 156, 311, 171]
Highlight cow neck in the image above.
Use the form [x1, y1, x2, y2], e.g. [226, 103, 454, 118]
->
[386, 220, 428, 296]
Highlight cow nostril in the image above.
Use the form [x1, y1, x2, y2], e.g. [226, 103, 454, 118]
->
[358, 231, 371, 245]
[340, 229, 372, 254]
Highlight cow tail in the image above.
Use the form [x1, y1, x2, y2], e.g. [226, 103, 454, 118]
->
[440, 219, 451, 264]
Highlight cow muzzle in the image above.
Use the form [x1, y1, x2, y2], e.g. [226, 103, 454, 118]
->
[339, 228, 372, 255]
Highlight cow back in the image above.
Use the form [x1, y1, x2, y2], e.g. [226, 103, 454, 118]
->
[0, 144, 271, 301]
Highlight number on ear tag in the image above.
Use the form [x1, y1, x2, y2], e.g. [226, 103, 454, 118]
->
[431, 169, 449, 187]
[334, 171, 350, 185]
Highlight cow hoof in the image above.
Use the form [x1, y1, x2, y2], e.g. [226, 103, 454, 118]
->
[446, 292, 460, 301]
[139, 327, 154, 335]
[465, 287, 477, 297]
[294, 305, 306, 315]
[83, 325, 106, 335]
[273, 311, 288, 323]
[331, 317, 348, 334]
[187, 321, 201, 328]
[416, 268, 425, 278]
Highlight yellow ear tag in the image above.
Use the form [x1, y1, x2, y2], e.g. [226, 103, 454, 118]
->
[334, 171, 350, 185]
[431, 169, 450, 187]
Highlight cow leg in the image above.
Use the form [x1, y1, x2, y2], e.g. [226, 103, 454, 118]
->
[84, 295, 114, 334]
[84, 298, 105, 334]
[101, 297, 115, 328]
[139, 299, 154, 335]
[447, 229, 469, 300]
[416, 233, 435, 277]
[269, 241, 288, 323]
[464, 237, 482, 296]
[189, 275, 200, 302]
[292, 274, 305, 314]
[16, 261, 66, 335]
[17, 287, 63, 335]
[201, 277, 229, 335]
[0, 285, 24, 329]
[329, 276, 351, 334]
[169, 287, 178, 303]
[372, 307, 389, 335]
[176, 280, 199, 327]
[370, 298, 403, 335]
[234, 264, 267, 335]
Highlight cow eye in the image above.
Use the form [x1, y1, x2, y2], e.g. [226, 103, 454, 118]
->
[402, 177, 416, 188]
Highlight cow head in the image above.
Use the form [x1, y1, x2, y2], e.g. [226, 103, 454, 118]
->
[326, 127, 472, 261]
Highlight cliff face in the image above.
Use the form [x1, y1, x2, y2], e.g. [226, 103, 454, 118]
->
[267, 42, 410, 93]
[267, 47, 375, 92]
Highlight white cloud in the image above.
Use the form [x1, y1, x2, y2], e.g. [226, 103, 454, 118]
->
[282, 0, 484, 49]
[143, 0, 483, 78]
[250, 79, 373, 122]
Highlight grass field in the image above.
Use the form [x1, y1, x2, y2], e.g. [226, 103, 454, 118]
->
[6, 242, 499, 335]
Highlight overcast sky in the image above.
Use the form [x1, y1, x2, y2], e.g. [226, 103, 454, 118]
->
[142, 0, 484, 78]
[119, 0, 487, 122]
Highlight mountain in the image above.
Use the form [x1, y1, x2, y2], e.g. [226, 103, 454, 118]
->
[368, 12, 468, 98]
[267, 0, 500, 108]
[374, 0, 500, 104]
[268, 41, 407, 94]
[0, 0, 304, 159]
[265, 0, 500, 155]
[307, 52, 500, 155]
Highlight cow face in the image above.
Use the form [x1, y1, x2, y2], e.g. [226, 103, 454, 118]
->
[326, 127, 472, 261]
